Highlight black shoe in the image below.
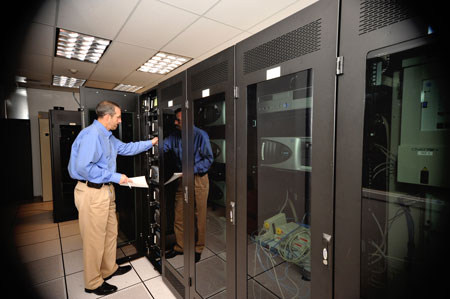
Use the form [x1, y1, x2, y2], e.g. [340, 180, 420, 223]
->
[195, 252, 201, 263]
[166, 249, 183, 259]
[85, 281, 117, 295]
[104, 265, 132, 281]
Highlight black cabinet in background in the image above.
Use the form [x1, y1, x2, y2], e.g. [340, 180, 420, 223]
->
[49, 109, 81, 223]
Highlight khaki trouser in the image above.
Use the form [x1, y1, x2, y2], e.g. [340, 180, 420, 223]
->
[74, 182, 119, 290]
[173, 174, 209, 253]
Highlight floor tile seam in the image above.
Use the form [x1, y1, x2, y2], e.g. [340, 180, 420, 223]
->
[57, 223, 70, 299]
[95, 281, 151, 299]
[18, 252, 63, 265]
[30, 275, 67, 288]
[13, 225, 59, 235]
[13, 224, 59, 235]
[129, 260, 162, 285]
[140, 275, 162, 299]
[250, 260, 287, 279]
[16, 208, 53, 214]
[14, 229, 61, 244]
[204, 286, 226, 299]
[247, 277, 282, 299]
[29, 273, 66, 287]
[61, 248, 84, 256]
[15, 236, 62, 250]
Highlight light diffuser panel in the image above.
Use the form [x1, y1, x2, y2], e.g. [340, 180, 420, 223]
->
[52, 75, 86, 88]
[113, 84, 143, 93]
[138, 52, 191, 75]
[56, 28, 111, 63]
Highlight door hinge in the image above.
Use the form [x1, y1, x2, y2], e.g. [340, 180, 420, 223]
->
[189, 277, 192, 287]
[336, 56, 344, 75]
[234, 86, 239, 99]
[185, 100, 189, 109]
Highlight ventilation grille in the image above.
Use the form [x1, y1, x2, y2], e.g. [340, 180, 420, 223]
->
[243, 19, 321, 74]
[359, 0, 414, 35]
[165, 266, 185, 298]
[191, 60, 228, 91]
[161, 81, 182, 101]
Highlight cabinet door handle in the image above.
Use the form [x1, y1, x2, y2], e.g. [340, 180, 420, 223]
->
[322, 233, 332, 266]
[230, 201, 236, 225]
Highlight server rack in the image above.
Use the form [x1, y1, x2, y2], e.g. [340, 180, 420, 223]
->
[79, 87, 142, 262]
[335, 1, 450, 299]
[138, 88, 162, 270]
[235, 0, 339, 298]
[49, 109, 81, 223]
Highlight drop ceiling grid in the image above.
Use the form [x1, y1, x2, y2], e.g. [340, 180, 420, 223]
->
[17, 0, 316, 92]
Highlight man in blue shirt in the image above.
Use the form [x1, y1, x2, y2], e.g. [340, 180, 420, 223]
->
[164, 108, 213, 263]
[68, 100, 158, 295]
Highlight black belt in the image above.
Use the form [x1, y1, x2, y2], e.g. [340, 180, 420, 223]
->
[195, 172, 207, 177]
[79, 180, 111, 189]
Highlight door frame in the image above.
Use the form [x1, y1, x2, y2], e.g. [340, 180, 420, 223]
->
[158, 71, 189, 299]
[186, 46, 236, 299]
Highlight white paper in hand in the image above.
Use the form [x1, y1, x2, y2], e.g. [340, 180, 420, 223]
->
[120, 176, 148, 188]
[165, 172, 182, 185]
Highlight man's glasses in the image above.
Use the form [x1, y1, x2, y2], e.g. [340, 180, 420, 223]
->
[175, 118, 181, 122]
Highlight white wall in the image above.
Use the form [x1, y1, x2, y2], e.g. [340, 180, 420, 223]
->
[27, 88, 80, 197]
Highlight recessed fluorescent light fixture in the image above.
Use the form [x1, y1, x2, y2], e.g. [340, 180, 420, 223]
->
[113, 84, 143, 93]
[52, 75, 86, 88]
[16, 76, 27, 83]
[55, 28, 111, 63]
[138, 52, 191, 75]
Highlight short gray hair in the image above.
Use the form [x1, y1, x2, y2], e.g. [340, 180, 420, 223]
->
[96, 100, 121, 118]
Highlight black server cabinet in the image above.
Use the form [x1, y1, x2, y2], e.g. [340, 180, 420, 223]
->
[49, 109, 81, 223]
[157, 71, 188, 299]
[335, 2, 450, 299]
[79, 87, 142, 262]
[235, 0, 339, 298]
[138, 88, 162, 270]
[186, 46, 235, 299]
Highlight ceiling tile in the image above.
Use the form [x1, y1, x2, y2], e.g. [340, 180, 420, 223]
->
[247, 0, 318, 34]
[122, 71, 164, 86]
[19, 71, 52, 86]
[98, 42, 157, 71]
[52, 57, 96, 79]
[194, 31, 252, 62]
[205, 0, 297, 30]
[84, 80, 117, 90]
[18, 53, 52, 76]
[162, 17, 242, 58]
[159, 0, 219, 15]
[89, 65, 128, 83]
[33, 0, 57, 26]
[57, 0, 140, 39]
[116, 0, 199, 50]
[21, 23, 54, 56]
[90, 42, 157, 83]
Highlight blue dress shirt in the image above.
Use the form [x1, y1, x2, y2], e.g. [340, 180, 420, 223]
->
[68, 119, 153, 184]
[163, 126, 213, 174]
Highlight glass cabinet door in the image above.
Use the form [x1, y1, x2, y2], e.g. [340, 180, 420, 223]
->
[246, 70, 313, 298]
[162, 104, 185, 277]
[190, 92, 228, 298]
[361, 41, 450, 299]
